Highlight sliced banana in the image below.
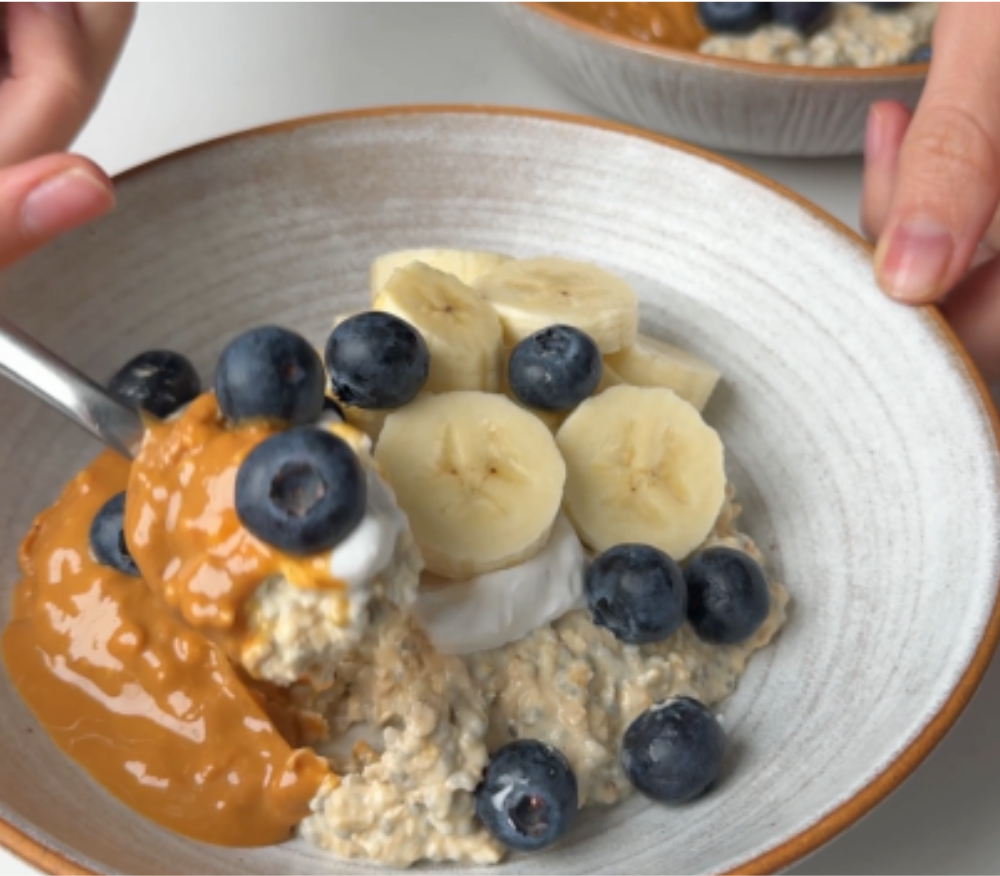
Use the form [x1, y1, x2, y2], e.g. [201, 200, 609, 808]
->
[373, 262, 503, 393]
[375, 391, 566, 580]
[596, 360, 625, 393]
[556, 385, 725, 559]
[341, 405, 393, 443]
[606, 334, 721, 411]
[474, 257, 639, 354]
[370, 248, 511, 298]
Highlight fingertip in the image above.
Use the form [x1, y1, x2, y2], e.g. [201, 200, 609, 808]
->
[873, 216, 955, 304]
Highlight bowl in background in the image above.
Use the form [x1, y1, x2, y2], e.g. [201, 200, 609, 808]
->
[497, 2, 929, 156]
[0, 107, 997, 874]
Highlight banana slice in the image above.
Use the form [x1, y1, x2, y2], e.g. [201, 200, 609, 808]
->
[341, 405, 393, 443]
[596, 360, 625, 393]
[556, 385, 725, 559]
[373, 262, 503, 393]
[606, 334, 721, 411]
[370, 248, 511, 298]
[474, 257, 639, 354]
[375, 391, 566, 579]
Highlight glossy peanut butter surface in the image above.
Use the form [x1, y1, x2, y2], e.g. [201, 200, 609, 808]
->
[1, 448, 330, 847]
[555, 2, 707, 49]
[126, 394, 344, 658]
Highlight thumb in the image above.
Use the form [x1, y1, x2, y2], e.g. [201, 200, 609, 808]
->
[873, 2, 1000, 304]
[0, 153, 114, 271]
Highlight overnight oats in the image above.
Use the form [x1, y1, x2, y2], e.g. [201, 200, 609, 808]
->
[2, 251, 789, 866]
[557, 2, 937, 67]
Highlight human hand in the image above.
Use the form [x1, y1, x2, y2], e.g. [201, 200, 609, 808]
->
[862, 3, 1000, 381]
[0, 3, 134, 271]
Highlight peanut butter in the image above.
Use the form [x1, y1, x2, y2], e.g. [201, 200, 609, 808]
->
[126, 394, 346, 660]
[555, 2, 707, 50]
[1, 450, 330, 846]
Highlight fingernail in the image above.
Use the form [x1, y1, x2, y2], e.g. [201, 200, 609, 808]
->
[22, 168, 115, 239]
[865, 104, 886, 160]
[874, 216, 953, 302]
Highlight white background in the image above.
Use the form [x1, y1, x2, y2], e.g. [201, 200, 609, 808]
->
[5, 4, 1000, 874]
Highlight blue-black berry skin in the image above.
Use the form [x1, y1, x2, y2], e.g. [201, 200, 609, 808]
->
[621, 697, 726, 804]
[108, 350, 201, 419]
[235, 427, 367, 555]
[697, 3, 771, 34]
[508, 325, 602, 412]
[89, 492, 140, 576]
[474, 740, 578, 852]
[324, 312, 429, 409]
[909, 44, 931, 63]
[585, 544, 687, 644]
[215, 326, 326, 425]
[685, 547, 770, 645]
[771, 2, 831, 34]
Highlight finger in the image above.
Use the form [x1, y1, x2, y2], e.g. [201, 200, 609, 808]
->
[0, 153, 114, 271]
[74, 3, 136, 87]
[0, 3, 134, 166]
[861, 101, 911, 242]
[939, 256, 1000, 382]
[873, 2, 1000, 304]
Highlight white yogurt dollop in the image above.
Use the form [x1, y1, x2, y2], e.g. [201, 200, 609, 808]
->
[329, 466, 409, 592]
[412, 515, 586, 655]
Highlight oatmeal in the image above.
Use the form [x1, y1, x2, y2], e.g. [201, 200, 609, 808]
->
[301, 488, 788, 865]
[700, 3, 937, 68]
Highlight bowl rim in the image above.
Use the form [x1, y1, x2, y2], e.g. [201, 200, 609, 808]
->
[0, 103, 996, 876]
[516, 1, 932, 80]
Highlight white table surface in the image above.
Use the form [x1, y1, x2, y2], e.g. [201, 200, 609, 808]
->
[5, 3, 999, 874]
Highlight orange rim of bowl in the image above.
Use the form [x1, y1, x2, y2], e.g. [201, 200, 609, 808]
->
[1, 105, 996, 876]
[518, 2, 931, 79]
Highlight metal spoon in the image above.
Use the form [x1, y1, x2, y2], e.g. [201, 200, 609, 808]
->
[0, 314, 145, 459]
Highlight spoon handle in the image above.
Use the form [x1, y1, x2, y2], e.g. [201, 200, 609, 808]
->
[0, 314, 144, 459]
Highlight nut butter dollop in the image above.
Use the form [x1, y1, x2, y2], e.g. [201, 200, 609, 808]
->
[1, 450, 330, 846]
[555, 2, 707, 50]
[125, 393, 347, 661]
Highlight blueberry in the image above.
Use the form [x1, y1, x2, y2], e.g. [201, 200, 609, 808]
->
[684, 547, 769, 645]
[324, 312, 429, 409]
[215, 326, 325, 425]
[585, 544, 686, 645]
[508, 325, 602, 412]
[621, 697, 726, 804]
[771, 2, 831, 34]
[909, 43, 931, 63]
[235, 428, 367, 555]
[108, 350, 201, 419]
[475, 740, 578, 852]
[89, 492, 140, 576]
[697, 2, 770, 34]
[867, 2, 909, 11]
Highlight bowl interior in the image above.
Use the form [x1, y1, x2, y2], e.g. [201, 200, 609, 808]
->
[0, 109, 997, 875]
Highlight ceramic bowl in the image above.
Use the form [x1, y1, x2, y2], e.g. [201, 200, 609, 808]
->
[498, 3, 930, 156]
[1, 107, 998, 875]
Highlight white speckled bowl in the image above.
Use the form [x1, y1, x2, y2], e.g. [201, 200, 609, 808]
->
[498, 3, 930, 156]
[1, 108, 998, 875]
